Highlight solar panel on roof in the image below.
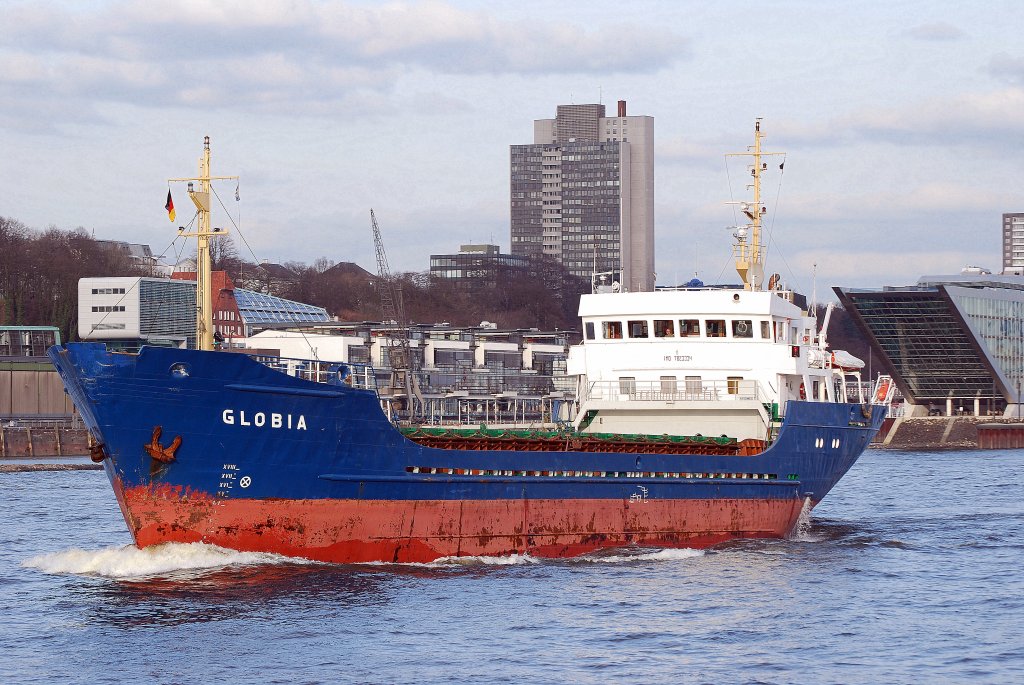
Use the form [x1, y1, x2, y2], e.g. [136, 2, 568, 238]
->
[234, 288, 329, 325]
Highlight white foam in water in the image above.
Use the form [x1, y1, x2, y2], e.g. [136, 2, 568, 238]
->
[22, 542, 304, 579]
[789, 496, 821, 542]
[358, 552, 541, 568]
[430, 552, 540, 566]
[360, 548, 705, 568]
[570, 548, 705, 564]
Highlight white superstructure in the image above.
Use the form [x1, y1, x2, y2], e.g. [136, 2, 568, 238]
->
[566, 286, 860, 441]
[566, 121, 864, 442]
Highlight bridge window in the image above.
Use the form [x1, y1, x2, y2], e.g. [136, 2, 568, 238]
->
[602, 321, 623, 339]
[628, 320, 649, 338]
[732, 320, 753, 338]
[679, 319, 700, 336]
[705, 320, 726, 338]
[761, 321, 771, 338]
[585, 322, 595, 340]
[653, 319, 674, 337]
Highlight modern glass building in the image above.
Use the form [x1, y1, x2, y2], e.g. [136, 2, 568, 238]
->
[836, 274, 1024, 415]
[79, 275, 328, 349]
[511, 101, 654, 292]
[429, 244, 532, 292]
[79, 277, 196, 349]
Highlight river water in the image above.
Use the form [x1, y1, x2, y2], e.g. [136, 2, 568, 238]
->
[1, 449, 1022, 684]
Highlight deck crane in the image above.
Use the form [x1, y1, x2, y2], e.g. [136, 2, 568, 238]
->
[371, 209, 422, 421]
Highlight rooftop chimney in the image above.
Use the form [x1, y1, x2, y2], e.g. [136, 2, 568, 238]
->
[617, 100, 626, 117]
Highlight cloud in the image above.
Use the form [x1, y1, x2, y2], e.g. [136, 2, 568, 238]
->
[795, 249, 994, 286]
[988, 53, 1024, 86]
[903, 22, 965, 41]
[0, 0, 687, 130]
[778, 182, 1015, 223]
[774, 87, 1024, 148]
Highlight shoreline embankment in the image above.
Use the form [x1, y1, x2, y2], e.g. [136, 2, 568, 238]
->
[874, 416, 1024, 450]
[0, 426, 89, 457]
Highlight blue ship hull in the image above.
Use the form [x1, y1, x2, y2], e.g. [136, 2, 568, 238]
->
[48, 343, 885, 562]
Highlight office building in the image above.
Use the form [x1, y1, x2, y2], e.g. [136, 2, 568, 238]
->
[511, 100, 654, 291]
[1002, 213, 1024, 274]
[429, 244, 531, 292]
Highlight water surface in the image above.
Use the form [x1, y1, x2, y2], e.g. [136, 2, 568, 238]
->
[2, 449, 1021, 684]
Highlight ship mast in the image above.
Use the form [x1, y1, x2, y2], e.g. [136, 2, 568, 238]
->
[725, 119, 783, 291]
[169, 136, 237, 350]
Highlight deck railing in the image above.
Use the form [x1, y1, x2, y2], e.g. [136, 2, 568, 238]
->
[247, 355, 378, 391]
[581, 379, 772, 406]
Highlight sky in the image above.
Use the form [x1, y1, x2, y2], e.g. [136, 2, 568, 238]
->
[2, 0, 1022, 296]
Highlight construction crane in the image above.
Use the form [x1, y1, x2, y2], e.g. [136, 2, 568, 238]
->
[371, 209, 422, 421]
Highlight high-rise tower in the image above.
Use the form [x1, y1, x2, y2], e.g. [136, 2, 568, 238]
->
[510, 101, 654, 291]
[1003, 212, 1024, 274]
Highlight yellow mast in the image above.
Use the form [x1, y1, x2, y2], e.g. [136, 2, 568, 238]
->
[169, 136, 237, 350]
[725, 119, 783, 291]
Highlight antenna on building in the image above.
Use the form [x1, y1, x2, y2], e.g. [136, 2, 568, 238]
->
[598, 85, 602, 104]
[811, 262, 817, 315]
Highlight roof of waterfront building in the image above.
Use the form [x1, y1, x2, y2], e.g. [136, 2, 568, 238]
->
[836, 273, 1024, 411]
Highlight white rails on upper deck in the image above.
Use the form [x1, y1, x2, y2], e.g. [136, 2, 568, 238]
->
[248, 354, 377, 391]
[580, 378, 773, 406]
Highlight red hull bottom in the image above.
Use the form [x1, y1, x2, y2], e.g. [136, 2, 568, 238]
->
[115, 483, 807, 564]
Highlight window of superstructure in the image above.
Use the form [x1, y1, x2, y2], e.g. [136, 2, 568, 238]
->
[685, 376, 702, 395]
[680, 319, 700, 336]
[628, 320, 648, 338]
[660, 376, 677, 394]
[761, 321, 771, 339]
[603, 321, 623, 339]
[732, 320, 753, 338]
[619, 377, 636, 395]
[653, 320, 674, 337]
[728, 376, 743, 395]
[585, 322, 595, 340]
[705, 320, 726, 338]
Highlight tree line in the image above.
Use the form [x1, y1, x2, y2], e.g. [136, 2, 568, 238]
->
[0, 217, 590, 344]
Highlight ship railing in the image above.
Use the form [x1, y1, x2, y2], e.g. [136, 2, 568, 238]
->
[581, 379, 772, 405]
[247, 354, 378, 391]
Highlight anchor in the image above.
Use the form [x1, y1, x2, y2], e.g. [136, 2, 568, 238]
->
[89, 442, 108, 463]
[144, 426, 181, 464]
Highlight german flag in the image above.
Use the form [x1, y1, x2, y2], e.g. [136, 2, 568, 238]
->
[165, 190, 176, 222]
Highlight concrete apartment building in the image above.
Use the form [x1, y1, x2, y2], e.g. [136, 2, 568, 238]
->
[510, 100, 655, 292]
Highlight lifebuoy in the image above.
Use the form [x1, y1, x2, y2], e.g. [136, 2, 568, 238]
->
[735, 321, 749, 335]
[802, 335, 810, 344]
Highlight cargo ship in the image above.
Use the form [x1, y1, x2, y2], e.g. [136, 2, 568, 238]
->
[48, 125, 885, 563]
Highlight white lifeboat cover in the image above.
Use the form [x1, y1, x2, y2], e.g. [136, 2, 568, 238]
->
[831, 349, 864, 370]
